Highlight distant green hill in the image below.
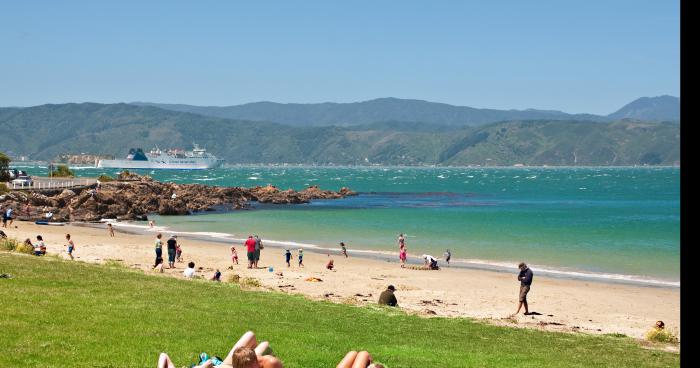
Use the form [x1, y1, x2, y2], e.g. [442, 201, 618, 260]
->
[0, 103, 679, 166]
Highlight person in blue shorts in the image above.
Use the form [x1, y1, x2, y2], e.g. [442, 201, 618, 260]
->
[65, 234, 75, 260]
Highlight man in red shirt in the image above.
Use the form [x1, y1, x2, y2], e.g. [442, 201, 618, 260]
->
[245, 235, 257, 269]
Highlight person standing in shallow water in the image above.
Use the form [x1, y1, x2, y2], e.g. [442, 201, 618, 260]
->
[514, 262, 534, 316]
[399, 245, 407, 268]
[443, 249, 451, 267]
[340, 242, 348, 258]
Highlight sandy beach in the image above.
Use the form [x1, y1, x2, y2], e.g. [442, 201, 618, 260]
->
[2, 221, 680, 340]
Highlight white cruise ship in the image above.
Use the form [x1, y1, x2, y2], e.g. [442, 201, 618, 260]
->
[97, 144, 224, 170]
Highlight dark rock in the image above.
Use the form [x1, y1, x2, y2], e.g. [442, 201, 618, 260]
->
[4, 173, 353, 222]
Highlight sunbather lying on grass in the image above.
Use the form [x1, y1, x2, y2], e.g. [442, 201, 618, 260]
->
[157, 331, 380, 368]
[157, 331, 282, 368]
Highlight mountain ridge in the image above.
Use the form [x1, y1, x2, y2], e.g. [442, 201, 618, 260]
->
[130, 96, 679, 127]
[0, 103, 680, 166]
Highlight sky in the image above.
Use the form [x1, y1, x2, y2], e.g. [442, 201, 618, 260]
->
[0, 1, 679, 114]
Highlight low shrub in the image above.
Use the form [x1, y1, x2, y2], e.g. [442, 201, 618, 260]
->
[50, 165, 75, 178]
[1, 238, 19, 251]
[240, 277, 261, 288]
[645, 327, 679, 343]
[1, 238, 33, 254]
[97, 174, 114, 182]
[227, 273, 241, 283]
[14, 241, 34, 255]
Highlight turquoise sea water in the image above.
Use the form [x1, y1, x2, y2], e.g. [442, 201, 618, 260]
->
[21, 165, 680, 285]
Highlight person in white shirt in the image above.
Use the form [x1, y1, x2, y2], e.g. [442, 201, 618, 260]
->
[422, 254, 439, 270]
[183, 261, 196, 278]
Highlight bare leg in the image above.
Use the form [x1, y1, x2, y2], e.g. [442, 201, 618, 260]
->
[352, 351, 371, 368]
[255, 341, 270, 356]
[337, 351, 359, 368]
[223, 331, 258, 365]
[514, 301, 524, 315]
[158, 353, 176, 368]
[523, 300, 529, 314]
[259, 355, 283, 368]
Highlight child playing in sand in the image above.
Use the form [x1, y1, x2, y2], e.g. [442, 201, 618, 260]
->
[153, 257, 164, 273]
[231, 246, 239, 265]
[298, 249, 304, 267]
[176, 243, 183, 262]
[211, 269, 222, 281]
[284, 249, 291, 267]
[107, 223, 114, 237]
[65, 234, 75, 260]
[326, 258, 334, 270]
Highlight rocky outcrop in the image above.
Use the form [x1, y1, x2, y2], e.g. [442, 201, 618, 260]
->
[0, 174, 356, 222]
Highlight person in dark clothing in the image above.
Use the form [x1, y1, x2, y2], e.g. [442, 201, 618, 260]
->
[166, 235, 178, 269]
[514, 262, 534, 315]
[378, 285, 398, 307]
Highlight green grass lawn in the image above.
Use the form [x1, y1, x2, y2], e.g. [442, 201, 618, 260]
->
[0, 253, 679, 367]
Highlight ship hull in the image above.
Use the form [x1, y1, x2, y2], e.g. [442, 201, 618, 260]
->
[97, 159, 223, 170]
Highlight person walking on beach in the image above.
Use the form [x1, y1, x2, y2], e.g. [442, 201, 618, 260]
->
[107, 223, 114, 237]
[514, 262, 534, 316]
[65, 234, 75, 260]
[340, 242, 348, 258]
[284, 249, 292, 267]
[443, 249, 451, 267]
[298, 248, 304, 267]
[154, 233, 163, 266]
[231, 245, 239, 265]
[4, 207, 13, 228]
[166, 235, 178, 269]
[245, 235, 257, 269]
[254, 235, 263, 268]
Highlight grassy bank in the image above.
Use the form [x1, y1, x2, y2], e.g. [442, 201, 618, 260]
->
[0, 253, 679, 367]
